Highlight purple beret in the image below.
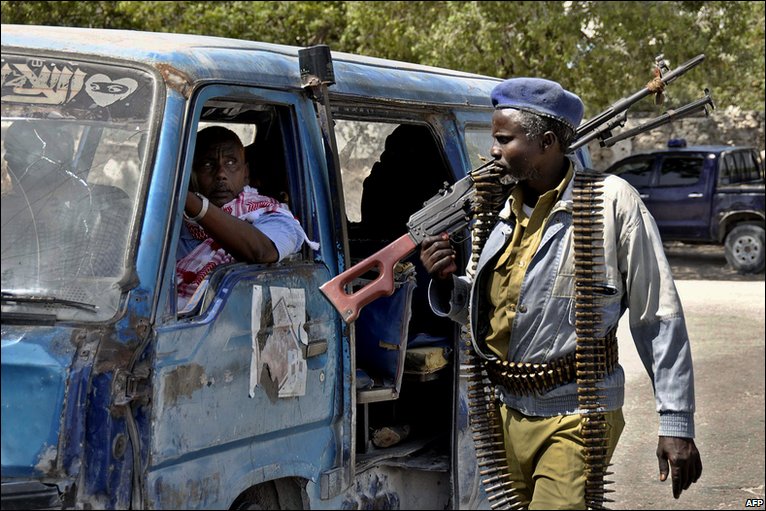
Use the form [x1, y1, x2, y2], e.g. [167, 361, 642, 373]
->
[491, 77, 584, 131]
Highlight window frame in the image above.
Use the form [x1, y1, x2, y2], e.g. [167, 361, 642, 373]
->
[165, 84, 315, 320]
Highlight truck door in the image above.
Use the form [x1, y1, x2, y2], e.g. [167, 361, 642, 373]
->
[456, 114, 498, 510]
[651, 153, 713, 239]
[147, 85, 349, 509]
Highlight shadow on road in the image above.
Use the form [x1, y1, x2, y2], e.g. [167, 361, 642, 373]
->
[663, 241, 765, 281]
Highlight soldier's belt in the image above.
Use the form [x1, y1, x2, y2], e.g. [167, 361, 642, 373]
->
[482, 329, 618, 396]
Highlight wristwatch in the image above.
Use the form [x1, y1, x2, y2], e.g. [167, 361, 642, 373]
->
[184, 192, 209, 222]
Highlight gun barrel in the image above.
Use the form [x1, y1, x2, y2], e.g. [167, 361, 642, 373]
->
[601, 91, 714, 147]
[576, 54, 705, 138]
[568, 112, 627, 153]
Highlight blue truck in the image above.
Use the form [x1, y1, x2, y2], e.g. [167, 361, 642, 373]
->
[606, 143, 765, 273]
[1, 23, 512, 510]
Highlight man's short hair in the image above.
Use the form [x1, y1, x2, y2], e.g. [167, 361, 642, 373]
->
[194, 126, 244, 156]
[513, 110, 577, 151]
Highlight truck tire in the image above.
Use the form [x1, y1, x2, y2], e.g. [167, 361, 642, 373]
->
[724, 224, 765, 274]
[234, 482, 280, 510]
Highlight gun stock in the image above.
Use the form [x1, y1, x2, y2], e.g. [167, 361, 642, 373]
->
[319, 234, 418, 323]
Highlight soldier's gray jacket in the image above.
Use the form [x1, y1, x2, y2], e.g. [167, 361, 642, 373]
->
[428, 157, 696, 438]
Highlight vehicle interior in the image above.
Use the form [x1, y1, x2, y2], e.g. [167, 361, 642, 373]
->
[336, 118, 460, 466]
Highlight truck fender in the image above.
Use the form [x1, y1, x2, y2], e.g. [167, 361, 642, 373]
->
[717, 210, 765, 242]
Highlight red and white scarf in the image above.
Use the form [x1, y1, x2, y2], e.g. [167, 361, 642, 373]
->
[176, 186, 296, 308]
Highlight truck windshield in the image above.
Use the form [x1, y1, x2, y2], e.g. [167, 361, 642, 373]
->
[1, 53, 156, 322]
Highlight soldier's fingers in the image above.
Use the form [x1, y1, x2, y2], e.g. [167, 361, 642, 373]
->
[421, 234, 445, 249]
[429, 254, 456, 275]
[692, 456, 702, 483]
[657, 455, 669, 482]
[671, 464, 682, 499]
[421, 238, 451, 258]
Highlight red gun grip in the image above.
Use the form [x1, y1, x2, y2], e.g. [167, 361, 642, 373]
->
[319, 234, 417, 323]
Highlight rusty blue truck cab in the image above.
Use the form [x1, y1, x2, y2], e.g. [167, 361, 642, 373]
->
[1, 24, 507, 509]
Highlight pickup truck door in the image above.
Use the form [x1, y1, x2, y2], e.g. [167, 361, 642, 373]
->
[649, 153, 713, 239]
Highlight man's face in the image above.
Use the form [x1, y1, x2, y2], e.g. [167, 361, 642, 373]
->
[490, 109, 545, 182]
[193, 139, 249, 207]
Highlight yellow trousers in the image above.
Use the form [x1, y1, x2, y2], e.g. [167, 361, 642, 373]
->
[499, 405, 625, 510]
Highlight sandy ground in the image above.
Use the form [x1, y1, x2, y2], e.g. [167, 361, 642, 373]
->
[611, 242, 765, 510]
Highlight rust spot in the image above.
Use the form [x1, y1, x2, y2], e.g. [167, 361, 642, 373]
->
[34, 444, 57, 474]
[156, 63, 193, 98]
[162, 364, 206, 406]
[93, 335, 134, 374]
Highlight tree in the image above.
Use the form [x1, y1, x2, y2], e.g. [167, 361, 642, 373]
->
[2, 1, 763, 114]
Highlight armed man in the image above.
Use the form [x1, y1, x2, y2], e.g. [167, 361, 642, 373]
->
[419, 77, 703, 509]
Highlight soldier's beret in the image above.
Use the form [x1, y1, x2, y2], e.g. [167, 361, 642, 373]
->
[491, 77, 584, 131]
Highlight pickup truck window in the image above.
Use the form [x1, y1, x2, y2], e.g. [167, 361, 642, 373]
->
[721, 150, 761, 184]
[658, 156, 704, 187]
[612, 157, 654, 188]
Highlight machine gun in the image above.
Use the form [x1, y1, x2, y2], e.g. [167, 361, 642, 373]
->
[320, 54, 714, 323]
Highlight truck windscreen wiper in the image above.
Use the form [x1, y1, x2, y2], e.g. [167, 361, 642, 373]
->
[1, 291, 98, 313]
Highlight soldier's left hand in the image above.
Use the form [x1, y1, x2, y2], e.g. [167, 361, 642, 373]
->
[656, 436, 702, 498]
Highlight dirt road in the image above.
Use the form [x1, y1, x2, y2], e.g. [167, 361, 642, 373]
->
[610, 243, 765, 510]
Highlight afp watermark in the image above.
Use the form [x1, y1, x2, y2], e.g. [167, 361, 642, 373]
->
[745, 498, 764, 508]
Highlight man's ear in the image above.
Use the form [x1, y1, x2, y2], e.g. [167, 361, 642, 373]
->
[541, 131, 558, 151]
[244, 162, 250, 186]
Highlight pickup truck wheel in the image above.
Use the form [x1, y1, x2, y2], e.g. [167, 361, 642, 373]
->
[724, 224, 765, 274]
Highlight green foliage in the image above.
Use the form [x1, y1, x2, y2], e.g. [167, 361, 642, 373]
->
[2, 0, 763, 114]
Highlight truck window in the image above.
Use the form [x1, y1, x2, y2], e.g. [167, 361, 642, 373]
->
[464, 124, 494, 169]
[337, 121, 449, 246]
[720, 153, 733, 184]
[735, 150, 760, 183]
[176, 100, 306, 316]
[611, 157, 655, 188]
[658, 156, 704, 187]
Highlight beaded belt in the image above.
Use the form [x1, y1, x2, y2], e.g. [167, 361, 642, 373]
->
[482, 329, 618, 396]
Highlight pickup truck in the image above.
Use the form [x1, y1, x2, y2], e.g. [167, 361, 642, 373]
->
[605, 143, 765, 273]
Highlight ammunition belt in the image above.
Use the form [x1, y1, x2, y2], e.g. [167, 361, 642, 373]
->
[574, 170, 613, 509]
[482, 329, 618, 396]
[464, 163, 526, 509]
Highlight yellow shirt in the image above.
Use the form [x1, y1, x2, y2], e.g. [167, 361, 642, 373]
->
[484, 165, 573, 359]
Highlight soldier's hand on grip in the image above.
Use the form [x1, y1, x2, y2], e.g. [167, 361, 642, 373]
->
[420, 233, 457, 280]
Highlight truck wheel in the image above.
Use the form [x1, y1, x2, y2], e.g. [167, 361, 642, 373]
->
[724, 224, 765, 274]
[233, 482, 279, 510]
